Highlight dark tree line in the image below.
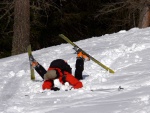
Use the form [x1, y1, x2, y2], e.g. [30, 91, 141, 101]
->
[0, 0, 150, 58]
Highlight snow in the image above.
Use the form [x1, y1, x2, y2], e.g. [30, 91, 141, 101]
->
[0, 27, 150, 113]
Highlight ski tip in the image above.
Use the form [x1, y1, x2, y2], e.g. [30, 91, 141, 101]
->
[27, 44, 32, 52]
[59, 34, 64, 37]
[109, 69, 115, 74]
[27, 44, 31, 48]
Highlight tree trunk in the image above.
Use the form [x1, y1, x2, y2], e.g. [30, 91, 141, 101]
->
[12, 0, 30, 55]
[138, 6, 150, 28]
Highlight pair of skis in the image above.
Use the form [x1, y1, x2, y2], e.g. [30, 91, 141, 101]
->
[27, 34, 115, 80]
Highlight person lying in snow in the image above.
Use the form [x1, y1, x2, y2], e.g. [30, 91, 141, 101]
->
[30, 49, 90, 91]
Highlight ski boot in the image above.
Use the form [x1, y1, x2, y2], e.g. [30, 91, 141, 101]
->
[29, 55, 39, 68]
[74, 47, 90, 61]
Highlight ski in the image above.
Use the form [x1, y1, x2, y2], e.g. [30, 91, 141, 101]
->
[27, 45, 35, 80]
[59, 34, 115, 73]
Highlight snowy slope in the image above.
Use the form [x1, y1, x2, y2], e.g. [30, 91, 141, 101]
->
[0, 27, 150, 113]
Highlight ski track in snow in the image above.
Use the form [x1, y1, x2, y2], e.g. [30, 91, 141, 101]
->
[0, 27, 150, 113]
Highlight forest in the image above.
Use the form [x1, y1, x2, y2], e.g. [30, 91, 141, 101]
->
[0, 0, 150, 58]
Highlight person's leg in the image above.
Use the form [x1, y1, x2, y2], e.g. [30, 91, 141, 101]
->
[34, 64, 47, 79]
[75, 57, 84, 80]
[29, 54, 47, 79]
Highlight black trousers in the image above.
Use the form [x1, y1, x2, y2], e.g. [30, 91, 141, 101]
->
[35, 64, 47, 79]
[34, 58, 84, 80]
[75, 58, 84, 80]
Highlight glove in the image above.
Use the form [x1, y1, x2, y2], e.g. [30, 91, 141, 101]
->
[51, 87, 60, 91]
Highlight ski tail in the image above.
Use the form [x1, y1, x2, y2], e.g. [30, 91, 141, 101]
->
[27, 45, 35, 80]
[59, 34, 115, 73]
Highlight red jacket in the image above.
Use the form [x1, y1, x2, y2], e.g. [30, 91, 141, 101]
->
[42, 67, 83, 90]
